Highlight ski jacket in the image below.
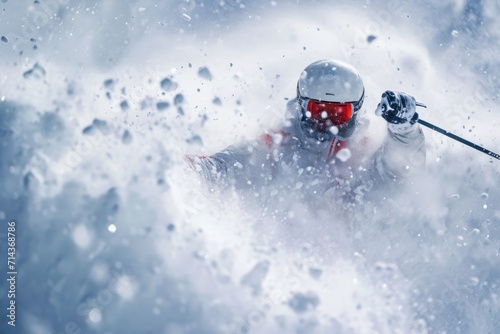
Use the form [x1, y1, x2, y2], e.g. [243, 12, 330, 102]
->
[186, 99, 426, 202]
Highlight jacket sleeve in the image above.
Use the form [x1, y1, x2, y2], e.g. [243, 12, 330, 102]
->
[185, 135, 278, 189]
[373, 123, 426, 182]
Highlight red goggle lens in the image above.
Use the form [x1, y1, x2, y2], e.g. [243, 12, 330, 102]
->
[306, 100, 353, 126]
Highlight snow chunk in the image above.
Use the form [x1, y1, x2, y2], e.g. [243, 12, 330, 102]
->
[186, 135, 202, 145]
[23, 63, 46, 79]
[336, 148, 351, 162]
[120, 100, 129, 111]
[114, 275, 137, 300]
[309, 268, 322, 279]
[72, 225, 91, 249]
[160, 77, 178, 91]
[468, 277, 479, 286]
[1, 35, 8, 43]
[122, 130, 133, 145]
[174, 93, 184, 105]
[90, 262, 109, 283]
[198, 67, 213, 80]
[329, 126, 339, 135]
[108, 224, 117, 233]
[89, 308, 102, 323]
[288, 291, 320, 313]
[241, 260, 270, 295]
[83, 118, 110, 135]
[212, 97, 222, 105]
[156, 101, 170, 111]
[103, 78, 115, 89]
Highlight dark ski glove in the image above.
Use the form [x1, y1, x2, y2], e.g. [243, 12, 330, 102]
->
[375, 91, 418, 125]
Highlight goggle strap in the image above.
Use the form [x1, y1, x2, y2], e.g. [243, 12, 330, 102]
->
[297, 91, 364, 113]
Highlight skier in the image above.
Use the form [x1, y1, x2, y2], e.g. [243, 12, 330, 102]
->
[185, 59, 426, 203]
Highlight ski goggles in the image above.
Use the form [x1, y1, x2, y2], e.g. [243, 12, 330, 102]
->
[302, 99, 354, 126]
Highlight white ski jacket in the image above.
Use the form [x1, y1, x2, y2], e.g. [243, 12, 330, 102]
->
[187, 99, 426, 203]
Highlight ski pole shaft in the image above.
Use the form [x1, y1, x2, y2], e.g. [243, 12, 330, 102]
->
[417, 119, 500, 160]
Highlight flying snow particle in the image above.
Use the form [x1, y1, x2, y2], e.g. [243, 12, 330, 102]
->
[23, 63, 46, 79]
[122, 130, 133, 145]
[336, 148, 352, 162]
[483, 204, 488, 209]
[72, 225, 91, 249]
[103, 78, 114, 89]
[186, 134, 202, 145]
[89, 308, 102, 323]
[309, 268, 322, 279]
[451, 30, 459, 37]
[156, 101, 170, 111]
[120, 100, 129, 111]
[198, 67, 213, 80]
[174, 93, 184, 105]
[114, 275, 136, 300]
[241, 260, 270, 295]
[160, 77, 178, 91]
[181, 13, 191, 21]
[108, 224, 117, 233]
[288, 291, 320, 313]
[469, 277, 480, 286]
[140, 97, 153, 110]
[90, 262, 109, 283]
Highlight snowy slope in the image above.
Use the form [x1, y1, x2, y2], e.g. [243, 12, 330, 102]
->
[1, 0, 500, 333]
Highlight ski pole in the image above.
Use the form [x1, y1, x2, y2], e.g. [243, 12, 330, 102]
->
[416, 102, 500, 160]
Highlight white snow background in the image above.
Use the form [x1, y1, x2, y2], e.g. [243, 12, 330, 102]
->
[1, 0, 500, 333]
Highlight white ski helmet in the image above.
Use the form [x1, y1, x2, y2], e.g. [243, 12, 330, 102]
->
[296, 59, 365, 141]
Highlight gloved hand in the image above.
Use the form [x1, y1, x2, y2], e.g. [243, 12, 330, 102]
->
[375, 91, 418, 125]
[184, 154, 227, 183]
